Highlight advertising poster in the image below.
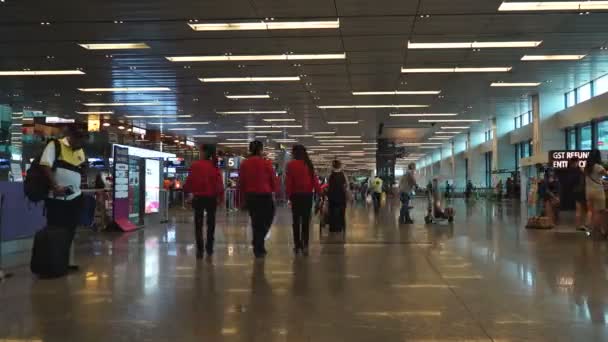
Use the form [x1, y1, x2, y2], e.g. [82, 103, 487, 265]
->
[145, 159, 160, 213]
[113, 146, 137, 231]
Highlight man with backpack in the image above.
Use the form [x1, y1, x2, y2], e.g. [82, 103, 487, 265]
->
[31, 127, 87, 276]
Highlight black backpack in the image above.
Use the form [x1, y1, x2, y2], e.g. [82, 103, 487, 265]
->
[24, 139, 60, 202]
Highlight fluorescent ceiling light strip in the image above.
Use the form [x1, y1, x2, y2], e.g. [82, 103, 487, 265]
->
[217, 110, 287, 115]
[401, 143, 443, 146]
[491, 82, 541, 87]
[274, 139, 298, 143]
[311, 132, 335, 135]
[78, 87, 170, 92]
[167, 53, 345, 62]
[419, 119, 481, 123]
[78, 43, 150, 50]
[149, 122, 209, 125]
[352, 90, 441, 95]
[218, 142, 249, 145]
[168, 128, 197, 131]
[498, 1, 608, 11]
[318, 135, 361, 139]
[435, 131, 461, 135]
[321, 142, 376, 145]
[327, 121, 359, 125]
[76, 111, 113, 115]
[225, 138, 250, 141]
[429, 137, 452, 140]
[192, 135, 217, 138]
[188, 19, 340, 31]
[125, 115, 192, 118]
[318, 104, 428, 109]
[289, 134, 313, 138]
[420, 146, 441, 149]
[408, 40, 542, 49]
[441, 126, 470, 129]
[0, 70, 85, 76]
[207, 130, 282, 134]
[521, 55, 586, 61]
[245, 124, 302, 128]
[390, 113, 457, 117]
[83, 102, 161, 106]
[401, 67, 512, 73]
[263, 118, 296, 122]
[200, 76, 300, 83]
[225, 94, 271, 99]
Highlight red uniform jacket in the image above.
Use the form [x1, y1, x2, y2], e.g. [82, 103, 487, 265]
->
[286, 159, 321, 197]
[184, 159, 224, 197]
[238, 156, 277, 194]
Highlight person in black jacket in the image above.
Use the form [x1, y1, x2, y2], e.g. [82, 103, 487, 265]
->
[566, 157, 588, 231]
[327, 160, 348, 233]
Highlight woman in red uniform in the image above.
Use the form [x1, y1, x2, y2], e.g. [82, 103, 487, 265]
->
[286, 145, 321, 256]
[239, 141, 277, 258]
[184, 144, 224, 259]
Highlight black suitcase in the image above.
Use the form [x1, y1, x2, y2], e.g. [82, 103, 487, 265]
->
[30, 226, 70, 278]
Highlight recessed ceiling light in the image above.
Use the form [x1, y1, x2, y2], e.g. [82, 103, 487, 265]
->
[419, 119, 481, 122]
[318, 104, 429, 109]
[217, 110, 288, 115]
[327, 121, 359, 125]
[75, 111, 114, 115]
[407, 40, 542, 49]
[390, 113, 458, 117]
[401, 67, 512, 73]
[83, 102, 161, 106]
[491, 82, 541, 87]
[498, 1, 608, 11]
[0, 70, 85, 76]
[166, 53, 345, 62]
[200, 76, 300, 83]
[77, 87, 170, 92]
[188, 19, 340, 31]
[78, 43, 150, 50]
[521, 55, 586, 61]
[102, 122, 111, 127]
[225, 94, 271, 99]
[117, 125, 125, 130]
[263, 118, 296, 122]
[352, 90, 441, 95]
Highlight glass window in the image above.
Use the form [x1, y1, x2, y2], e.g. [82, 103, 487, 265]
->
[567, 128, 577, 150]
[578, 83, 592, 103]
[522, 111, 530, 126]
[566, 90, 576, 107]
[514, 117, 519, 129]
[580, 124, 592, 150]
[598, 121, 608, 150]
[595, 74, 608, 96]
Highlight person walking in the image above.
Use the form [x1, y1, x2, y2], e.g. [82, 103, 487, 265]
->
[286, 145, 321, 256]
[39, 126, 88, 274]
[565, 157, 588, 231]
[585, 149, 607, 237]
[398, 163, 417, 224]
[371, 175, 383, 211]
[184, 144, 224, 259]
[327, 160, 348, 233]
[239, 141, 277, 258]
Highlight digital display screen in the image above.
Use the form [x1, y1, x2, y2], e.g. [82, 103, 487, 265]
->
[144, 159, 160, 214]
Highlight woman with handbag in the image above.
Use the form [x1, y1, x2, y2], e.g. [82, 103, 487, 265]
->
[286, 145, 321, 256]
[585, 149, 607, 238]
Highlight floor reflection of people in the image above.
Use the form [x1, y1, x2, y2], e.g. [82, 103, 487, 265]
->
[243, 261, 274, 342]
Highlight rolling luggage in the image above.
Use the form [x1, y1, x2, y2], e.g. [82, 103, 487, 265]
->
[30, 226, 71, 278]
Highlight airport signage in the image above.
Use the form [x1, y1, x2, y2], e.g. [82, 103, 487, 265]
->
[548, 150, 589, 169]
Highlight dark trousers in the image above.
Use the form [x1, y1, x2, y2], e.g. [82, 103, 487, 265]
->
[399, 192, 412, 222]
[45, 196, 83, 260]
[246, 194, 275, 256]
[372, 192, 382, 211]
[290, 193, 313, 249]
[192, 196, 217, 253]
[328, 201, 346, 232]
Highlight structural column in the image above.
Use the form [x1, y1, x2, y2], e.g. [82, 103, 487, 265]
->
[376, 138, 396, 187]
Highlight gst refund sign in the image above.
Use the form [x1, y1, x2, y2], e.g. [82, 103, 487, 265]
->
[549, 150, 589, 169]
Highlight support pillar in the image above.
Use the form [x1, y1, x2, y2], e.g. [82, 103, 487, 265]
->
[376, 138, 396, 188]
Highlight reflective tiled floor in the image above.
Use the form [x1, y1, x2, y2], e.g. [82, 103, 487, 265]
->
[1, 198, 608, 341]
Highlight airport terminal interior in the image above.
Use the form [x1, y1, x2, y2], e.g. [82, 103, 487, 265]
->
[3, 0, 608, 341]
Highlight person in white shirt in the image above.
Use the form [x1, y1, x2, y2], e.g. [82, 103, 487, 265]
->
[398, 163, 417, 224]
